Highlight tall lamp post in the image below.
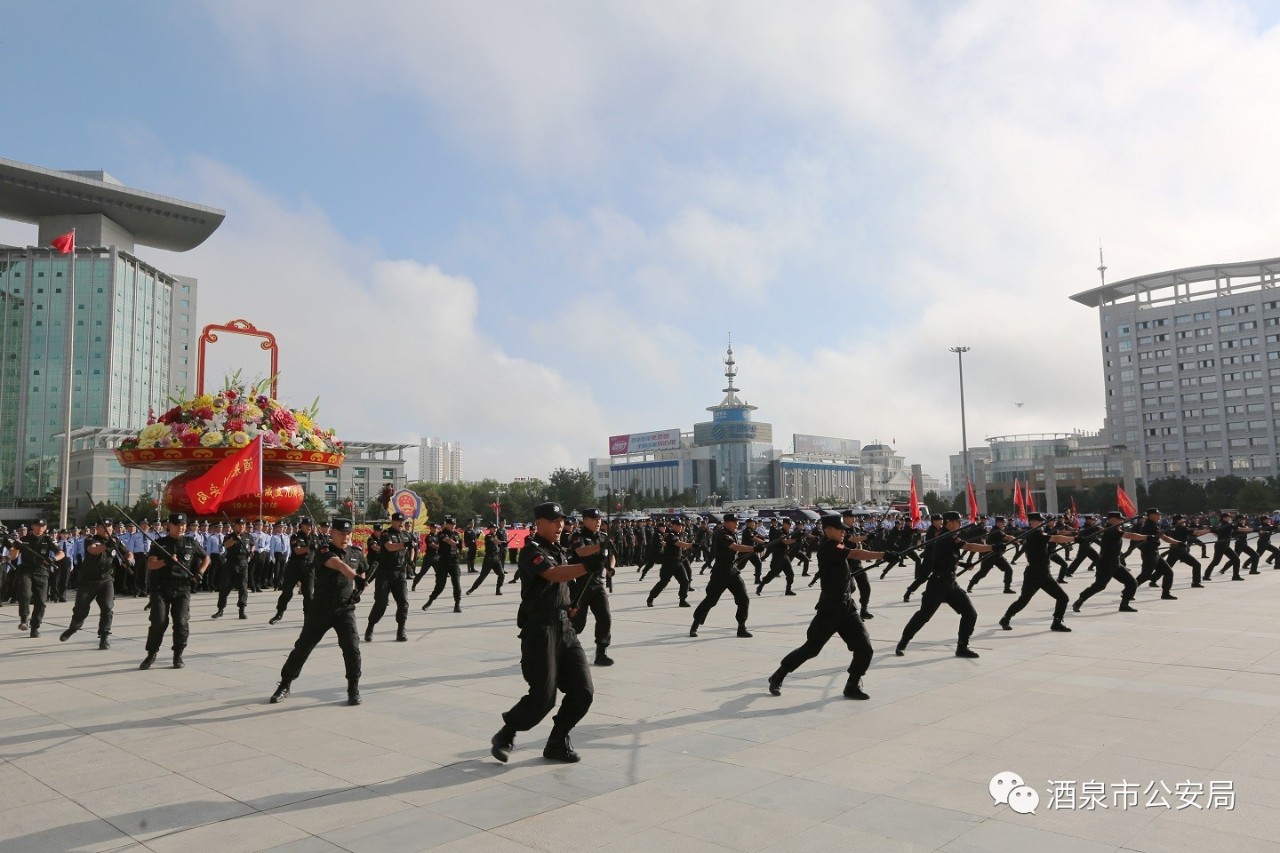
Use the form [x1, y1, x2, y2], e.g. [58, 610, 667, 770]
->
[950, 346, 972, 491]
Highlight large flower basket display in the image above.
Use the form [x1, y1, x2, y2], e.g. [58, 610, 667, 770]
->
[115, 376, 344, 521]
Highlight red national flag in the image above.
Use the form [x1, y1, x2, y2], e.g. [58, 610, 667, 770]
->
[185, 436, 263, 514]
[1013, 479, 1027, 522]
[908, 476, 921, 526]
[1117, 485, 1137, 517]
[50, 230, 75, 254]
[966, 478, 979, 523]
[1070, 496, 1078, 515]
[1026, 483, 1037, 514]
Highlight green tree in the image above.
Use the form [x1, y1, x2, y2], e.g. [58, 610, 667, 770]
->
[1236, 480, 1275, 513]
[1205, 475, 1248, 510]
[82, 501, 132, 527]
[1145, 477, 1207, 514]
[299, 491, 329, 523]
[547, 467, 595, 513]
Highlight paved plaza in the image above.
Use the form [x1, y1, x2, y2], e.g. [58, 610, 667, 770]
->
[3, 563, 1280, 853]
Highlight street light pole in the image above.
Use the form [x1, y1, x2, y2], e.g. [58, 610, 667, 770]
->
[950, 346, 972, 490]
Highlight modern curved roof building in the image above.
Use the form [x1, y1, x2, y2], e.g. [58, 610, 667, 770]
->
[1072, 255, 1280, 484]
[0, 157, 224, 504]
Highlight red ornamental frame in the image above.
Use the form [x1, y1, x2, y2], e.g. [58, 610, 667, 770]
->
[196, 319, 279, 399]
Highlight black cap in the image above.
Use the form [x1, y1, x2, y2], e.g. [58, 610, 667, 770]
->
[32, 518, 47, 526]
[391, 511, 406, 521]
[533, 502, 567, 521]
[780, 516, 793, 524]
[841, 509, 857, 518]
[670, 516, 685, 526]
[167, 512, 187, 524]
[930, 513, 943, 521]
[1106, 510, 1124, 519]
[820, 515, 847, 530]
[331, 517, 354, 532]
[443, 515, 456, 524]
[298, 517, 313, 526]
[1145, 507, 1160, 516]
[942, 511, 962, 522]
[722, 512, 739, 522]
[1027, 511, 1044, 522]
[581, 508, 603, 519]
[233, 518, 247, 524]
[993, 516, 1007, 523]
[95, 518, 112, 527]
[372, 524, 383, 531]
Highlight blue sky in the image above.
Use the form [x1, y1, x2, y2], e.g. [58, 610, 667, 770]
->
[5, 1, 1280, 482]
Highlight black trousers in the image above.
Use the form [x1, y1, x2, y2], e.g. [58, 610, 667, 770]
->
[1134, 549, 1175, 591]
[1065, 544, 1099, 577]
[1074, 560, 1136, 608]
[570, 584, 611, 650]
[147, 584, 191, 654]
[275, 560, 314, 615]
[758, 558, 794, 592]
[905, 561, 930, 596]
[1234, 540, 1258, 571]
[15, 572, 48, 627]
[899, 580, 976, 647]
[502, 619, 593, 734]
[217, 565, 249, 610]
[1256, 539, 1280, 567]
[134, 552, 151, 595]
[368, 573, 409, 627]
[692, 570, 750, 627]
[427, 564, 462, 604]
[466, 546, 477, 572]
[1166, 548, 1202, 584]
[779, 604, 872, 680]
[468, 560, 506, 593]
[281, 605, 361, 682]
[67, 582, 114, 637]
[648, 561, 690, 604]
[852, 567, 871, 609]
[52, 558, 71, 601]
[969, 553, 1013, 589]
[1204, 543, 1240, 579]
[1002, 569, 1069, 623]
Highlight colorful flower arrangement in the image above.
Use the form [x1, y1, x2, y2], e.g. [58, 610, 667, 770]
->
[119, 374, 343, 454]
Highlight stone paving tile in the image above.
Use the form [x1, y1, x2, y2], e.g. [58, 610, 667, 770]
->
[1, 565, 1279, 850]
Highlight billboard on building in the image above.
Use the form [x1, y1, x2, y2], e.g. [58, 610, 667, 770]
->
[609, 428, 681, 455]
[793, 434, 860, 458]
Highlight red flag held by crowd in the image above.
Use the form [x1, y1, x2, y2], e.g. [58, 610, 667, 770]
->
[1069, 496, 1078, 515]
[185, 436, 263, 515]
[966, 479, 979, 522]
[1013, 479, 1027, 522]
[908, 476, 921, 526]
[50, 230, 75, 254]
[1117, 485, 1137, 517]
[1026, 483, 1038, 514]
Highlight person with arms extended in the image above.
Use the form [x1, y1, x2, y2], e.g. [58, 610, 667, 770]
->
[142, 513, 208, 670]
[490, 502, 596, 764]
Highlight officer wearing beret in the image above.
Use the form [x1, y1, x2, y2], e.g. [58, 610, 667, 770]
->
[366, 512, 414, 641]
[8, 518, 64, 637]
[421, 515, 463, 616]
[689, 512, 761, 639]
[271, 517, 319, 625]
[142, 513, 209, 670]
[59, 518, 127, 649]
[214, 518, 253, 620]
[769, 515, 885, 699]
[490, 502, 595, 764]
[567, 508, 616, 666]
[271, 517, 369, 706]
[896, 511, 990, 658]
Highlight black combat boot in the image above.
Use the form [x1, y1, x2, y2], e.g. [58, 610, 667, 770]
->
[139, 652, 157, 670]
[490, 725, 515, 763]
[543, 729, 580, 763]
[269, 680, 291, 704]
[347, 678, 362, 706]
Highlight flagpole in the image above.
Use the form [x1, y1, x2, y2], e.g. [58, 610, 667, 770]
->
[58, 230, 76, 529]
[257, 434, 264, 523]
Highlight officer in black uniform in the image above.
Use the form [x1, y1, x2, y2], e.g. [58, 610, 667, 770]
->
[1232, 515, 1258, 573]
[1073, 511, 1144, 612]
[896, 511, 990, 658]
[567, 508, 615, 666]
[1164, 514, 1209, 587]
[58, 519, 123, 649]
[490, 502, 595, 764]
[768, 515, 885, 699]
[214, 518, 252, 619]
[1061, 515, 1102, 582]
[999, 512, 1076, 632]
[464, 521, 479, 572]
[9, 518, 63, 637]
[966, 516, 1016, 593]
[422, 515, 463, 614]
[467, 525, 507, 595]
[366, 512, 413, 641]
[271, 517, 318, 624]
[690, 512, 760, 639]
[271, 517, 368, 706]
[1253, 516, 1279, 570]
[1204, 512, 1242, 581]
[142, 513, 209, 670]
[647, 515, 693, 608]
[756, 517, 798, 596]
[1132, 508, 1180, 596]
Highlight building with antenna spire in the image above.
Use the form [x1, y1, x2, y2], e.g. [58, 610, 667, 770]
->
[588, 338, 944, 507]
